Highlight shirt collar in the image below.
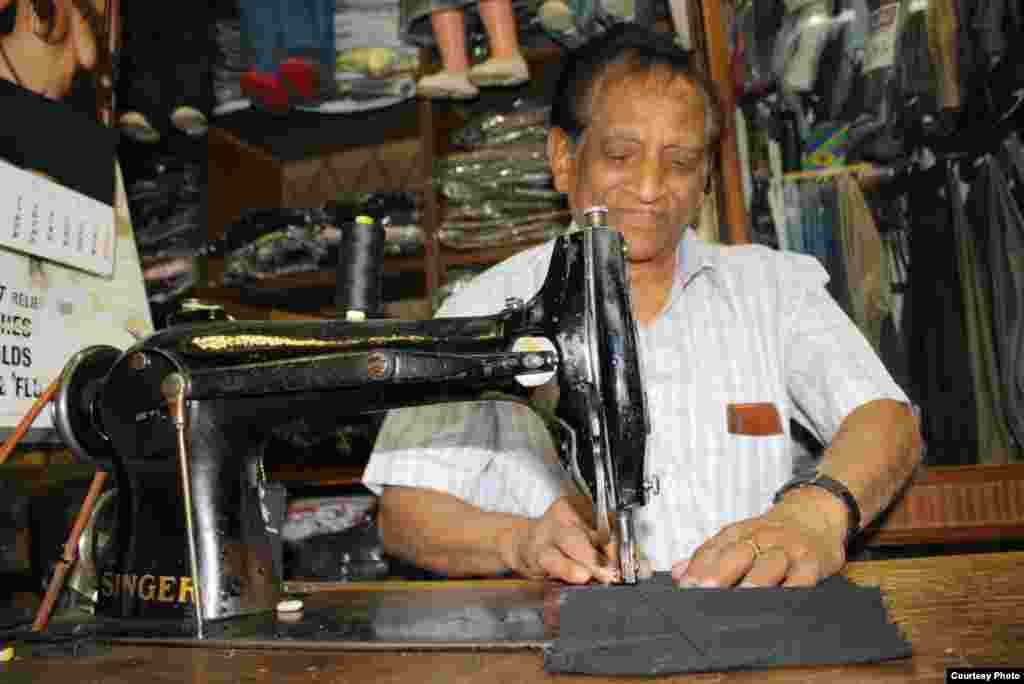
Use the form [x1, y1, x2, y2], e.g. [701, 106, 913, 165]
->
[677, 226, 717, 288]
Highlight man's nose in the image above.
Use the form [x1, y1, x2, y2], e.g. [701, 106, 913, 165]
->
[631, 155, 664, 202]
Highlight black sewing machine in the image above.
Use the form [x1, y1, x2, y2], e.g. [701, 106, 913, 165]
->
[51, 208, 651, 638]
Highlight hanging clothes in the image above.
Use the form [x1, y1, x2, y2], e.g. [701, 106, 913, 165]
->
[783, 182, 805, 256]
[1001, 135, 1024, 407]
[835, 174, 893, 356]
[821, 182, 854, 318]
[951, 161, 1022, 464]
[904, 166, 978, 465]
[968, 148, 1024, 451]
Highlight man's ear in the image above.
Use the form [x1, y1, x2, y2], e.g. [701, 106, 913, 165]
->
[548, 127, 575, 194]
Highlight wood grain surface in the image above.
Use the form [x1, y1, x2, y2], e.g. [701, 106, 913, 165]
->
[3, 552, 1022, 683]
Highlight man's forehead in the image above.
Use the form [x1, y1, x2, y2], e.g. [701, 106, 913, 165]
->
[585, 68, 708, 143]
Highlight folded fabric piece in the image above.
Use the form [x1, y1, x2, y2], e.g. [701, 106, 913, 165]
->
[544, 573, 911, 676]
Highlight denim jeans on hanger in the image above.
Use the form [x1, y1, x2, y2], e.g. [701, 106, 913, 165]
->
[904, 167, 979, 465]
[972, 152, 1024, 452]
[954, 160, 1022, 464]
[783, 183, 805, 255]
[237, 0, 335, 73]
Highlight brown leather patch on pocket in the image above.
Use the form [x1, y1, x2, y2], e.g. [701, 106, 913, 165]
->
[727, 403, 784, 436]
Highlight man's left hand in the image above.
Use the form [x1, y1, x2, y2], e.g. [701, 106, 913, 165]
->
[671, 492, 847, 588]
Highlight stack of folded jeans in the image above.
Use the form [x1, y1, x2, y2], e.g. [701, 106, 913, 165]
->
[126, 155, 205, 309]
[437, 102, 570, 251]
[220, 192, 423, 286]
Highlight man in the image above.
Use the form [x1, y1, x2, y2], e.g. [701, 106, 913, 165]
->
[363, 23, 922, 589]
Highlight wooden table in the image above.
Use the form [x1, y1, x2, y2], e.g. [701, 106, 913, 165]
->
[4, 552, 1022, 683]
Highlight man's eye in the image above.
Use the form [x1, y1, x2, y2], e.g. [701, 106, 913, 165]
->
[670, 157, 701, 170]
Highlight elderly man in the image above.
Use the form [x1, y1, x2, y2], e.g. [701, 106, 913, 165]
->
[363, 23, 922, 589]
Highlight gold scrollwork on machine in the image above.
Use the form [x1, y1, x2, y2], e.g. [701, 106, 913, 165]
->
[187, 334, 434, 354]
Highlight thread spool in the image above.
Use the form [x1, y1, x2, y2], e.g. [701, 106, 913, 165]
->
[336, 214, 385, 320]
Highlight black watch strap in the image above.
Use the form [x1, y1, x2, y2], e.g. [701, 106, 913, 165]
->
[773, 474, 862, 546]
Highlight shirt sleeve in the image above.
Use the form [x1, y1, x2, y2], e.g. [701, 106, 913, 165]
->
[781, 252, 909, 445]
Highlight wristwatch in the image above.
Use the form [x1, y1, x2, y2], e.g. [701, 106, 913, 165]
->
[773, 473, 862, 546]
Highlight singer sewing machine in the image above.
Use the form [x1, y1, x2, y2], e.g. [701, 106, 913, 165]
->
[50, 208, 651, 638]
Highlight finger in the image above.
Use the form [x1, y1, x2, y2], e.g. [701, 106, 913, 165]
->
[677, 528, 742, 587]
[637, 553, 654, 581]
[682, 535, 758, 588]
[738, 546, 790, 587]
[559, 526, 619, 584]
[599, 536, 620, 577]
[671, 559, 689, 582]
[781, 557, 823, 587]
[536, 545, 593, 584]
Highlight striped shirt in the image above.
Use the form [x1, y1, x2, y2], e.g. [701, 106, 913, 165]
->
[363, 229, 908, 571]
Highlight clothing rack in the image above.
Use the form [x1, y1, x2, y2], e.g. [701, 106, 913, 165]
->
[781, 163, 900, 183]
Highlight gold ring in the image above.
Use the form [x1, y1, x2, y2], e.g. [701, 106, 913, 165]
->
[744, 538, 763, 559]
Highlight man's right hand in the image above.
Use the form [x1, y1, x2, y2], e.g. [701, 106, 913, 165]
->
[502, 495, 621, 584]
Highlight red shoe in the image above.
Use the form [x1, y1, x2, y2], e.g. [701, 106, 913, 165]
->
[240, 70, 289, 113]
[279, 57, 319, 103]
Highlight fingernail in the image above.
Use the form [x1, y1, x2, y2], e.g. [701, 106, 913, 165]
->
[739, 581, 755, 588]
[698, 579, 719, 588]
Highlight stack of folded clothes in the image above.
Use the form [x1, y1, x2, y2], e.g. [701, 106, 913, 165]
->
[125, 155, 204, 318]
[220, 192, 423, 287]
[436, 100, 571, 251]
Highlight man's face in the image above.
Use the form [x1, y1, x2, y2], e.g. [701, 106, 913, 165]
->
[550, 66, 710, 268]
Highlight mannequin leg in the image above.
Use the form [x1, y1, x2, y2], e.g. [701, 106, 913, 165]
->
[276, 0, 322, 102]
[237, 0, 281, 73]
[315, 0, 337, 96]
[468, 0, 528, 87]
[238, 0, 290, 110]
[416, 8, 478, 99]
[431, 8, 470, 73]
[477, 0, 518, 60]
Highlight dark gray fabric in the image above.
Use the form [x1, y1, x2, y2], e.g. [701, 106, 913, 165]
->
[976, 151, 1024, 449]
[904, 167, 978, 465]
[544, 573, 911, 676]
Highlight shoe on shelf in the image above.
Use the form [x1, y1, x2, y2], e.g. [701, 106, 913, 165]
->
[538, 0, 575, 34]
[118, 111, 160, 144]
[170, 106, 209, 137]
[240, 70, 289, 113]
[468, 54, 529, 88]
[278, 56, 319, 104]
[416, 70, 479, 100]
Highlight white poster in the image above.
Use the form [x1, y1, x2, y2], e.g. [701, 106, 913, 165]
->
[0, 165, 153, 442]
[0, 157, 117, 277]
